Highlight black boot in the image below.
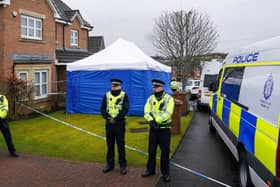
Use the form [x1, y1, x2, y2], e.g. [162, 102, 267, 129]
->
[161, 175, 171, 182]
[10, 152, 19, 158]
[102, 165, 114, 173]
[141, 170, 155, 177]
[120, 167, 127, 175]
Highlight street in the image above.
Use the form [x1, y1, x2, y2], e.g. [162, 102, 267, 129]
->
[157, 110, 239, 187]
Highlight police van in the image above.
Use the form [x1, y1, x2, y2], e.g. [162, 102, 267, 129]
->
[208, 36, 280, 187]
[197, 59, 223, 110]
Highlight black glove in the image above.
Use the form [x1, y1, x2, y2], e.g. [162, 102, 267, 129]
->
[107, 117, 116, 124]
[149, 120, 159, 129]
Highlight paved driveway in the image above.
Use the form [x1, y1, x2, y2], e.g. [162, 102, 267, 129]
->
[0, 152, 158, 187]
[157, 111, 239, 187]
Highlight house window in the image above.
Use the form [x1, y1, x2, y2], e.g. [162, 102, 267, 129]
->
[70, 29, 78, 46]
[34, 70, 48, 99]
[17, 71, 29, 101]
[21, 15, 42, 40]
[18, 71, 28, 81]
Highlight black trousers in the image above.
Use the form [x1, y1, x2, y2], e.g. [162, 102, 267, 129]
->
[105, 120, 126, 167]
[0, 118, 16, 154]
[146, 127, 171, 176]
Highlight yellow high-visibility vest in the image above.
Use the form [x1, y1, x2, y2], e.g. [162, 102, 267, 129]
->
[144, 93, 174, 128]
[0, 95, 8, 119]
[170, 81, 179, 90]
[106, 91, 125, 118]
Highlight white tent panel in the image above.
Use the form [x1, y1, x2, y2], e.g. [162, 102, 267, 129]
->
[67, 38, 171, 72]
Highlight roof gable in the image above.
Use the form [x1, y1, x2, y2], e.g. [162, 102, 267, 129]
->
[48, 0, 93, 30]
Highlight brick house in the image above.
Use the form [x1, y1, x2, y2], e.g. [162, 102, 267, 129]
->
[0, 0, 93, 116]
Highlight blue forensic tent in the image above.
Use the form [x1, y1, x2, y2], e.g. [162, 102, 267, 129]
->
[66, 38, 171, 116]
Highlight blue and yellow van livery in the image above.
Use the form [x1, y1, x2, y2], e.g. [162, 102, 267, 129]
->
[209, 36, 280, 187]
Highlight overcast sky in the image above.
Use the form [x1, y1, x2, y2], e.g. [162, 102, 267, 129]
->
[64, 0, 280, 56]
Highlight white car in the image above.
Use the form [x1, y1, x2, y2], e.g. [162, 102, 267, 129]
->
[185, 79, 200, 99]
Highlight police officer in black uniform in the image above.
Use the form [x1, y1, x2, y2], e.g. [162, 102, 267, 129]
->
[101, 79, 129, 175]
[0, 94, 18, 157]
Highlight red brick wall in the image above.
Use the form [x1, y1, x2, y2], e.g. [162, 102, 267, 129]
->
[56, 23, 64, 47]
[64, 17, 88, 49]
[0, 7, 7, 80]
[1, 0, 56, 90]
[56, 65, 66, 92]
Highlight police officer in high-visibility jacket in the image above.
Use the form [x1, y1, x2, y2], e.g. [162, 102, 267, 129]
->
[170, 78, 179, 92]
[141, 79, 174, 183]
[0, 95, 18, 157]
[101, 79, 129, 175]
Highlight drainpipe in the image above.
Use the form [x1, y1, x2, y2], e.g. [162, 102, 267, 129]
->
[63, 24, 66, 51]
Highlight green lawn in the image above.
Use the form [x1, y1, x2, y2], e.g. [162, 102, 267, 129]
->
[0, 111, 193, 166]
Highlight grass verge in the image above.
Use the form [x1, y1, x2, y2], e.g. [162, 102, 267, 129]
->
[0, 111, 193, 166]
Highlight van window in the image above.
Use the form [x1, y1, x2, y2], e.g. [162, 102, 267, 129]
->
[194, 81, 200, 86]
[203, 74, 218, 87]
[221, 67, 245, 102]
[239, 66, 280, 125]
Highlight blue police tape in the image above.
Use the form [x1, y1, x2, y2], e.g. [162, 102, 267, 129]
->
[18, 103, 231, 187]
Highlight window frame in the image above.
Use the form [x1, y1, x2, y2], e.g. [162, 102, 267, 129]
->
[18, 71, 29, 81]
[194, 80, 200, 86]
[221, 67, 245, 104]
[70, 29, 79, 46]
[34, 70, 48, 100]
[21, 15, 42, 40]
[17, 71, 29, 101]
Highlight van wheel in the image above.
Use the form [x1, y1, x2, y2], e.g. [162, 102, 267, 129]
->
[239, 154, 253, 187]
[209, 116, 216, 133]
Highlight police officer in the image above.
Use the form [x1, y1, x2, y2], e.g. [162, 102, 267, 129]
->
[0, 94, 18, 157]
[101, 79, 129, 175]
[141, 79, 174, 182]
[170, 78, 179, 92]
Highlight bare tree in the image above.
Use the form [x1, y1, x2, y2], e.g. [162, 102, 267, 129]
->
[152, 9, 218, 88]
[3, 75, 34, 119]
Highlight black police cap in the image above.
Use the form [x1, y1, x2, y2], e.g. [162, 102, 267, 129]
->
[111, 79, 123, 85]
[152, 79, 165, 87]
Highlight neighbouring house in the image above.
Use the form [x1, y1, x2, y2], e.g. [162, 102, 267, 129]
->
[52, 0, 93, 97]
[88, 36, 105, 54]
[0, 0, 93, 117]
